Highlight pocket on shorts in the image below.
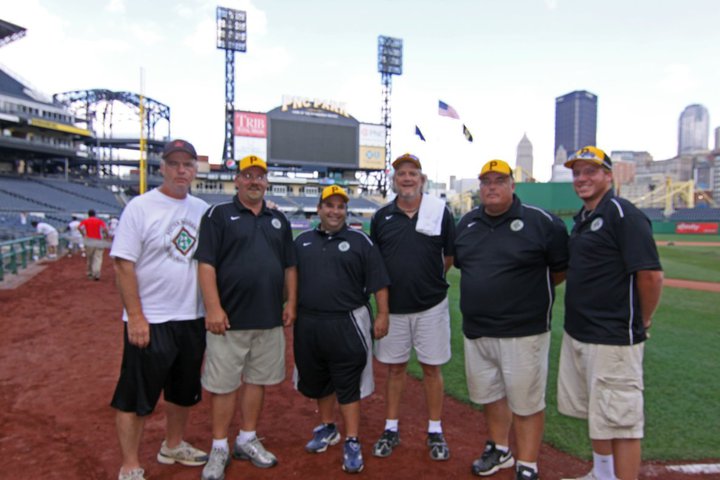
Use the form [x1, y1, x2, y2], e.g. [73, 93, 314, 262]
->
[596, 377, 644, 428]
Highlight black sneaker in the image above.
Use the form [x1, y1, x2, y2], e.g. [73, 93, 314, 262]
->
[471, 440, 515, 476]
[372, 430, 400, 458]
[427, 432, 450, 461]
[516, 465, 539, 480]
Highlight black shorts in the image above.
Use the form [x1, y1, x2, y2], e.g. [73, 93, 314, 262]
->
[293, 310, 369, 405]
[111, 318, 206, 416]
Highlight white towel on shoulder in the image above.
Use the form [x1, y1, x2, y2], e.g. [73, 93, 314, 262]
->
[415, 194, 446, 236]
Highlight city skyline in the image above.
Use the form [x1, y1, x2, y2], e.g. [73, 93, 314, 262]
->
[2, 0, 719, 184]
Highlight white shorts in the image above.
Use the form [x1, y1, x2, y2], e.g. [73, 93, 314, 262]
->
[202, 327, 286, 394]
[557, 333, 645, 440]
[374, 297, 451, 366]
[46, 232, 59, 247]
[464, 332, 550, 415]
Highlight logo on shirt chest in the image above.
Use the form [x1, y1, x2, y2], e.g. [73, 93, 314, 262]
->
[173, 227, 196, 255]
[164, 218, 199, 263]
[338, 241, 350, 252]
[271, 218, 282, 229]
[510, 219, 524, 232]
[591, 218, 604, 231]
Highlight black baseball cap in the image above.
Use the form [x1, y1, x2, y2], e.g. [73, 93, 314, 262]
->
[162, 139, 197, 159]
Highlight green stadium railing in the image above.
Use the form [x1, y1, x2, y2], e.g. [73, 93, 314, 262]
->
[0, 236, 46, 282]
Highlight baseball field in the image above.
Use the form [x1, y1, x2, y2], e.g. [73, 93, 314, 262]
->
[0, 234, 718, 479]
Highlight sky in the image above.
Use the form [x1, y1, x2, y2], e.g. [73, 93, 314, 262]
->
[2, 0, 719, 183]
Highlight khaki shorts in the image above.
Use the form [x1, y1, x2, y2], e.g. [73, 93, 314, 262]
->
[557, 334, 645, 440]
[464, 332, 550, 415]
[46, 232, 59, 247]
[374, 297, 451, 366]
[202, 327, 286, 394]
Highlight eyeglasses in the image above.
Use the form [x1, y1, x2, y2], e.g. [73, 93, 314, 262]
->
[164, 159, 196, 170]
[479, 177, 510, 186]
[240, 172, 267, 182]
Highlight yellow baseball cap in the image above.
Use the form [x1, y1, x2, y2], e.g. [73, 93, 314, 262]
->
[564, 146, 612, 170]
[238, 155, 268, 172]
[320, 185, 349, 203]
[479, 159, 513, 178]
[392, 153, 422, 170]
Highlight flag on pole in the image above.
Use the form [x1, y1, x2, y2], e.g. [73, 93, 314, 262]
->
[415, 125, 426, 142]
[463, 124, 473, 142]
[438, 100, 460, 119]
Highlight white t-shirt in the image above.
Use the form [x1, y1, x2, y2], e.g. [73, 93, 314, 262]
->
[110, 188, 209, 324]
[68, 220, 82, 240]
[36, 222, 58, 236]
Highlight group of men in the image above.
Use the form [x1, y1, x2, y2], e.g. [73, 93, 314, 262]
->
[109, 139, 662, 480]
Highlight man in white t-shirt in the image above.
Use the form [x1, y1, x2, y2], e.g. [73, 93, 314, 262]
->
[66, 216, 85, 257]
[109, 139, 210, 480]
[31, 220, 59, 259]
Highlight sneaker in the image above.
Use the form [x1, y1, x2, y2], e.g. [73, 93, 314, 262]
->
[342, 438, 364, 473]
[118, 468, 145, 480]
[201, 447, 231, 480]
[561, 473, 597, 480]
[427, 432, 450, 461]
[372, 429, 400, 458]
[306, 423, 341, 453]
[157, 440, 209, 466]
[471, 440, 515, 476]
[232, 436, 278, 468]
[516, 465, 540, 480]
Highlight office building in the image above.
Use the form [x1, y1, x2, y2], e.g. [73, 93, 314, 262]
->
[678, 104, 709, 155]
[554, 90, 597, 162]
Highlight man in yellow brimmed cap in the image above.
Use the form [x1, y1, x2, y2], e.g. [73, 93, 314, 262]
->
[293, 185, 390, 473]
[195, 155, 298, 480]
[558, 146, 663, 480]
[455, 159, 569, 480]
[371, 152, 456, 462]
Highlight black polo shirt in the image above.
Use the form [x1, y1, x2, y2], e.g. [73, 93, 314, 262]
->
[565, 190, 661, 346]
[454, 195, 569, 338]
[295, 225, 390, 314]
[194, 196, 296, 330]
[370, 200, 455, 314]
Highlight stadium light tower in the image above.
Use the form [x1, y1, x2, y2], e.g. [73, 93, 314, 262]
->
[217, 6, 247, 170]
[377, 35, 403, 197]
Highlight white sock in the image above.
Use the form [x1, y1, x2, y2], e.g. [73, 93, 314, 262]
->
[237, 430, 256, 445]
[384, 419, 399, 432]
[428, 420, 442, 434]
[495, 443, 510, 453]
[517, 460, 538, 471]
[212, 438, 229, 451]
[592, 452, 615, 480]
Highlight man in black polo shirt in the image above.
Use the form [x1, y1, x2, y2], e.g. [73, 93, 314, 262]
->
[194, 155, 298, 480]
[455, 159, 568, 480]
[294, 185, 390, 474]
[371, 153, 456, 461]
[559, 146, 663, 480]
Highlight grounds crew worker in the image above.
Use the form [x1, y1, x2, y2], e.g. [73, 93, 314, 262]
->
[294, 185, 391, 474]
[194, 155, 298, 480]
[455, 159, 569, 480]
[558, 146, 663, 480]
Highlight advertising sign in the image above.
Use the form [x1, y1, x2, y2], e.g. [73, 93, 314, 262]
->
[675, 222, 719, 234]
[234, 111, 267, 138]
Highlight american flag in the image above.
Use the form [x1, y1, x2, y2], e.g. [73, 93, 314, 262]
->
[438, 100, 459, 119]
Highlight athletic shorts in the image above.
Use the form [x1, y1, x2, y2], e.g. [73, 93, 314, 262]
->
[293, 305, 374, 404]
[374, 296, 451, 366]
[110, 318, 206, 416]
[557, 333, 645, 440]
[202, 327, 285, 394]
[46, 232, 59, 247]
[464, 332, 550, 415]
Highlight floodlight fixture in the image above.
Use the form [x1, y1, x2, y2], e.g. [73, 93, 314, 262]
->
[377, 36, 403, 75]
[217, 7, 247, 52]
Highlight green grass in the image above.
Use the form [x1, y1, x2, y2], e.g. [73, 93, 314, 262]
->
[657, 245, 720, 282]
[407, 268, 720, 461]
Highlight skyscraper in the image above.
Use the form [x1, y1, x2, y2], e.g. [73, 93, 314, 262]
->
[516, 133, 533, 181]
[677, 104, 709, 155]
[554, 90, 597, 162]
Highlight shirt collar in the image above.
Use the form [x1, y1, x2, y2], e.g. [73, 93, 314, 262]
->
[475, 194, 522, 222]
[574, 189, 615, 223]
[315, 223, 349, 238]
[233, 195, 271, 216]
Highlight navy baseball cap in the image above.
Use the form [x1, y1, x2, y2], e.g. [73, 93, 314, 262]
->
[162, 139, 197, 159]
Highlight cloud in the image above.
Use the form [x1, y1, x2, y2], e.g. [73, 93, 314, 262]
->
[105, 0, 126, 14]
[544, 0, 559, 10]
[128, 22, 165, 46]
